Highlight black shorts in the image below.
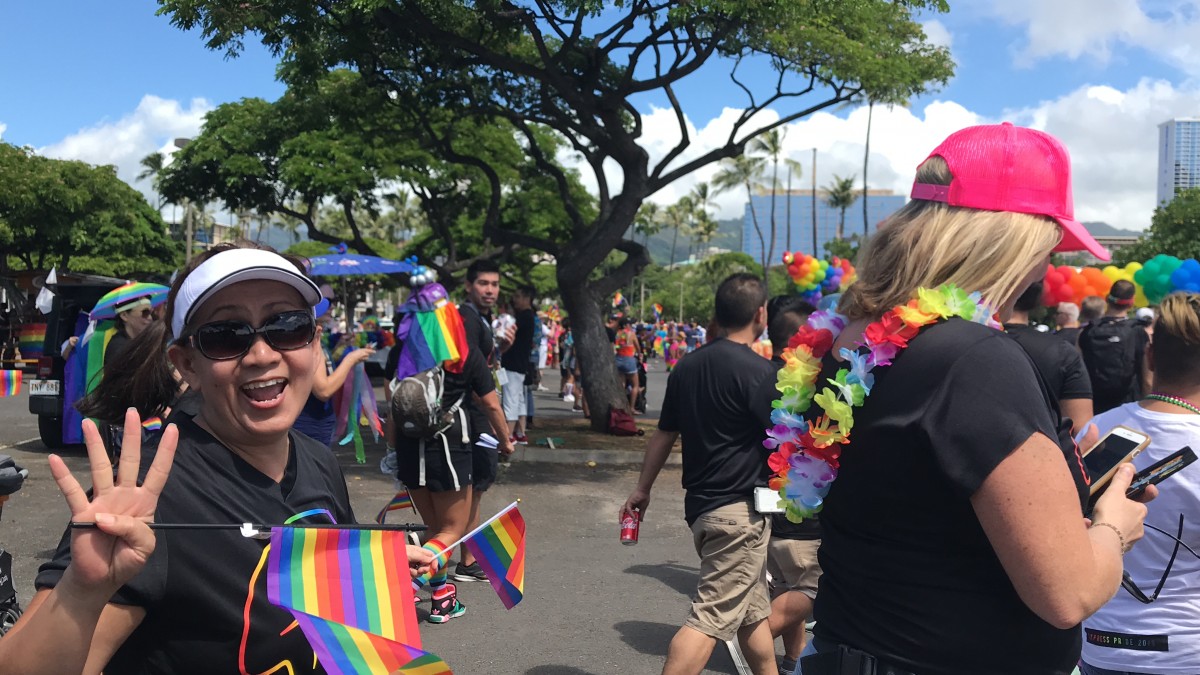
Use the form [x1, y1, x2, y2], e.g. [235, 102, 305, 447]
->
[397, 433, 473, 493]
[472, 436, 500, 491]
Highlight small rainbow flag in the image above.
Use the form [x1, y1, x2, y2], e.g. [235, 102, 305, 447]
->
[17, 324, 45, 359]
[267, 527, 435, 673]
[141, 416, 163, 431]
[612, 292, 624, 308]
[375, 490, 414, 524]
[462, 502, 526, 610]
[0, 370, 21, 397]
[652, 303, 663, 320]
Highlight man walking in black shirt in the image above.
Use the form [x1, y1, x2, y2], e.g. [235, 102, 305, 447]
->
[454, 260, 504, 583]
[1003, 282, 1093, 435]
[499, 286, 536, 444]
[622, 273, 777, 675]
[1079, 280, 1151, 414]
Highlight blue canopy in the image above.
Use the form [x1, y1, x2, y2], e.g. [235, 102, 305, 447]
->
[306, 244, 415, 277]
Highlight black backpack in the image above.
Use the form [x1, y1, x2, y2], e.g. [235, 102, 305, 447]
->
[1079, 317, 1140, 402]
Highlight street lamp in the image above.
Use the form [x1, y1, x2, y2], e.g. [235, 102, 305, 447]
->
[173, 138, 194, 262]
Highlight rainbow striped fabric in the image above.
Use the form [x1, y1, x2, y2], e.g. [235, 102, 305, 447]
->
[652, 303, 663, 320]
[290, 614, 451, 675]
[394, 283, 470, 381]
[375, 490, 414, 524]
[612, 292, 624, 308]
[141, 417, 163, 431]
[17, 324, 45, 359]
[463, 503, 526, 610]
[0, 370, 21, 397]
[266, 526, 452, 673]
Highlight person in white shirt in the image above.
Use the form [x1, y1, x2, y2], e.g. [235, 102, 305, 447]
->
[1081, 291, 1200, 675]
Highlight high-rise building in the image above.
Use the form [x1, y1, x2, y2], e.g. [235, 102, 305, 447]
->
[740, 189, 906, 264]
[1157, 118, 1200, 205]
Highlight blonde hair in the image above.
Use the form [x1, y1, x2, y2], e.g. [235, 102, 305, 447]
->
[839, 157, 1062, 320]
[1153, 292, 1200, 385]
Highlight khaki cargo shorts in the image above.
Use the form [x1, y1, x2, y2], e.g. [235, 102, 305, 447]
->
[766, 538, 822, 600]
[685, 500, 772, 642]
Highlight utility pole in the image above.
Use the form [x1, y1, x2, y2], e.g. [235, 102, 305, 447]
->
[811, 147, 818, 256]
[678, 281, 684, 322]
[639, 278, 645, 323]
[183, 198, 193, 263]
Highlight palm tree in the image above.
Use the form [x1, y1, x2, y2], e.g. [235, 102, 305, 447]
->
[691, 212, 720, 260]
[825, 174, 859, 242]
[664, 197, 693, 269]
[633, 201, 663, 250]
[712, 154, 767, 277]
[783, 157, 803, 254]
[137, 151, 167, 210]
[750, 129, 785, 273]
[689, 182, 715, 259]
[862, 101, 874, 237]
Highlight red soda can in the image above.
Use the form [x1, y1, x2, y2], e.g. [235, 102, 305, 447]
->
[620, 510, 641, 545]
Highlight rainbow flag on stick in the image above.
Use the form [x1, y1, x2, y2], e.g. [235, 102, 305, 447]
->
[0, 371, 21, 397]
[612, 292, 624, 308]
[652, 303, 663, 321]
[375, 490, 414, 524]
[444, 502, 526, 610]
[267, 527, 452, 674]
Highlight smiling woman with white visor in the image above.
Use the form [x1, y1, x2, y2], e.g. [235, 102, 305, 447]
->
[1, 242, 433, 675]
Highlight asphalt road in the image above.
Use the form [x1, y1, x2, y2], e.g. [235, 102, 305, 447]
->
[0, 361, 754, 674]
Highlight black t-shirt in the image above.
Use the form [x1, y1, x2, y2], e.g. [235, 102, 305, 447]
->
[104, 330, 132, 366]
[1054, 326, 1083, 346]
[458, 302, 495, 439]
[500, 308, 534, 374]
[755, 356, 821, 540]
[36, 415, 355, 674]
[659, 338, 777, 525]
[811, 320, 1088, 675]
[1003, 323, 1093, 407]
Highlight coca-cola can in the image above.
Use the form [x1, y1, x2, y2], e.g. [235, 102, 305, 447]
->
[620, 510, 641, 545]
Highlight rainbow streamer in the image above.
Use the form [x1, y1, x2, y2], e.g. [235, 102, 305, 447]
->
[462, 503, 526, 610]
[0, 370, 21, 397]
[266, 527, 448, 674]
[335, 358, 381, 463]
[375, 491, 414, 524]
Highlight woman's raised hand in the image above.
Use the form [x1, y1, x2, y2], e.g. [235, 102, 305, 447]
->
[48, 409, 177, 596]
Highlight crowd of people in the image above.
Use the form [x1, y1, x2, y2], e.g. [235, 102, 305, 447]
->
[1, 123, 1198, 675]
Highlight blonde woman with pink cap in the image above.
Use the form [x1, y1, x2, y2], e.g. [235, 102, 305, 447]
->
[778, 124, 1155, 675]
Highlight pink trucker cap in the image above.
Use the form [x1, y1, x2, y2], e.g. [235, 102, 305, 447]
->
[909, 123, 1109, 262]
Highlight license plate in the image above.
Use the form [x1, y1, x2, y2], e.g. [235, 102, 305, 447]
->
[28, 379, 60, 396]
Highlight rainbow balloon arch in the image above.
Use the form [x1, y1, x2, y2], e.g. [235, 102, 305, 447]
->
[1042, 254, 1200, 309]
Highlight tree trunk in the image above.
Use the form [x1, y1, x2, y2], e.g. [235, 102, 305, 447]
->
[836, 209, 846, 241]
[863, 102, 873, 237]
[785, 167, 793, 253]
[767, 161, 778, 277]
[558, 278, 628, 432]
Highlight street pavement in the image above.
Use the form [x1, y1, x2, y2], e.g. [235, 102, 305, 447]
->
[0, 359, 761, 674]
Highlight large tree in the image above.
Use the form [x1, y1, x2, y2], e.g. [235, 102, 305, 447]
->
[159, 0, 954, 429]
[1115, 188, 1200, 265]
[0, 143, 180, 277]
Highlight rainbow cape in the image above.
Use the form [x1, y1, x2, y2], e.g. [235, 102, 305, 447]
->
[267, 527, 451, 674]
[333, 354, 381, 463]
[375, 490, 414, 524]
[393, 283, 469, 381]
[0, 370, 21, 397]
[461, 502, 526, 610]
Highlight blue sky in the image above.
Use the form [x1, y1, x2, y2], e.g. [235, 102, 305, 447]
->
[3, 1, 1200, 230]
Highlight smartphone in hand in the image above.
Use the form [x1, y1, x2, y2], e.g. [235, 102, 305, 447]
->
[1085, 425, 1151, 498]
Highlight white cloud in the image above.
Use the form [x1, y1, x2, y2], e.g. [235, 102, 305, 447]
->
[983, 0, 1200, 73]
[922, 19, 954, 50]
[38, 95, 213, 204]
[576, 78, 1200, 232]
[0, 122, 6, 141]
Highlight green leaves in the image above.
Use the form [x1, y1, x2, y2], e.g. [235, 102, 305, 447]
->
[0, 143, 180, 276]
[1115, 188, 1200, 265]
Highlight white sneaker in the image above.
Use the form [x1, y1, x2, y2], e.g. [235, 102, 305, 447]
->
[379, 450, 398, 475]
[563, 394, 575, 403]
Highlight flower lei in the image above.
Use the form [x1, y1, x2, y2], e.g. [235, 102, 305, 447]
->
[765, 284, 999, 523]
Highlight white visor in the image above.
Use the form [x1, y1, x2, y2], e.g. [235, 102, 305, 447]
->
[171, 249, 322, 338]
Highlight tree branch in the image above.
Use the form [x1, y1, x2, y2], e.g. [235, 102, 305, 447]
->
[511, 119, 588, 235]
[591, 239, 651, 298]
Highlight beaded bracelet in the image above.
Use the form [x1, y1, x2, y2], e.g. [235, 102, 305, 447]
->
[1091, 521, 1128, 554]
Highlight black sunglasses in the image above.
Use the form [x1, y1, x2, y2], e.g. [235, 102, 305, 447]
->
[1121, 513, 1186, 604]
[183, 310, 316, 361]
